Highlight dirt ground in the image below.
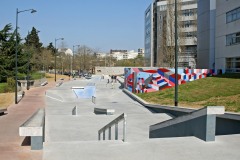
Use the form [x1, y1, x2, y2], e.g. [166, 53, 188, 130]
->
[0, 93, 14, 109]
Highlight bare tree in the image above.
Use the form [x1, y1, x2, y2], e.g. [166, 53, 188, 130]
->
[156, 0, 188, 68]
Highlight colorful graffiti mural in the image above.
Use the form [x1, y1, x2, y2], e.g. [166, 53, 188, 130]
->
[124, 68, 224, 93]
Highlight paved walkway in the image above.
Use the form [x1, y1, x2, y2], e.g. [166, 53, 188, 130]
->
[0, 81, 56, 160]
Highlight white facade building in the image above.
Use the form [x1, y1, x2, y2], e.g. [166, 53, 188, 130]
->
[110, 50, 139, 61]
[138, 48, 145, 57]
[215, 0, 240, 72]
[197, 0, 240, 72]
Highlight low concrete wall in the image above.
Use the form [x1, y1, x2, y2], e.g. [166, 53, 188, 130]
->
[123, 89, 149, 106]
[95, 67, 126, 75]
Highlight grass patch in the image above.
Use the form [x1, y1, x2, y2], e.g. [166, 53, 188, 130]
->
[30, 72, 45, 80]
[137, 73, 240, 112]
[0, 83, 7, 93]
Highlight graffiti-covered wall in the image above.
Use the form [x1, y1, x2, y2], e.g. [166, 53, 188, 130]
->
[124, 68, 224, 93]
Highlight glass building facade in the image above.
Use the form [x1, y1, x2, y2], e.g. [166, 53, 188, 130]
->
[144, 4, 153, 67]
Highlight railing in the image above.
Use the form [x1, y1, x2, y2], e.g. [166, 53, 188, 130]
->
[98, 113, 127, 142]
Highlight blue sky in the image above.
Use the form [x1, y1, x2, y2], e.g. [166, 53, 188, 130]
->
[0, 0, 151, 52]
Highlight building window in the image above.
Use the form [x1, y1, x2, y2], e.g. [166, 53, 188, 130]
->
[181, 20, 195, 28]
[226, 32, 240, 46]
[226, 7, 240, 23]
[226, 57, 240, 73]
[181, 9, 196, 17]
[183, 32, 197, 38]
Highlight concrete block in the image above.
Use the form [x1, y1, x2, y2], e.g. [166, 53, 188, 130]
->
[72, 106, 78, 115]
[150, 106, 225, 142]
[94, 108, 115, 115]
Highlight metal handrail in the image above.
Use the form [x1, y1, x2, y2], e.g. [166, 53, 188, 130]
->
[98, 113, 127, 142]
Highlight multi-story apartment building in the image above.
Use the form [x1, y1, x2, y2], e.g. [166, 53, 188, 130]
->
[215, 0, 240, 72]
[144, 0, 197, 68]
[138, 48, 145, 57]
[197, 0, 240, 72]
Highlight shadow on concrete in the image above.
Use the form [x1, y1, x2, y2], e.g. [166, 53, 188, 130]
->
[21, 136, 31, 146]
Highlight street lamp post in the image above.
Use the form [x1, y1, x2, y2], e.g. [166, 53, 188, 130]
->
[15, 8, 36, 104]
[72, 45, 80, 76]
[54, 38, 64, 82]
[27, 31, 30, 90]
[174, 0, 178, 106]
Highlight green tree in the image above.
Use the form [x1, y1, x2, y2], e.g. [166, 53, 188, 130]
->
[47, 42, 55, 55]
[25, 27, 42, 50]
[0, 24, 25, 82]
[24, 27, 43, 71]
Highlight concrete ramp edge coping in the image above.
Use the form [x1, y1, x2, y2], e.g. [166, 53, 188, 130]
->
[123, 89, 149, 105]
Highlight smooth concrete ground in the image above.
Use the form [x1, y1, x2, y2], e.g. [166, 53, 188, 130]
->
[45, 76, 172, 143]
[43, 75, 240, 160]
[1, 75, 240, 160]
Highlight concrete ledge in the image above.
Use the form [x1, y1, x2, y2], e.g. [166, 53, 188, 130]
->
[41, 81, 48, 86]
[19, 108, 45, 150]
[19, 108, 45, 136]
[123, 89, 149, 106]
[150, 106, 225, 142]
[94, 107, 115, 115]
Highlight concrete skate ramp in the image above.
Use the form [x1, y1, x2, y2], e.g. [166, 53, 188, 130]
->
[150, 106, 225, 141]
[73, 86, 96, 98]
